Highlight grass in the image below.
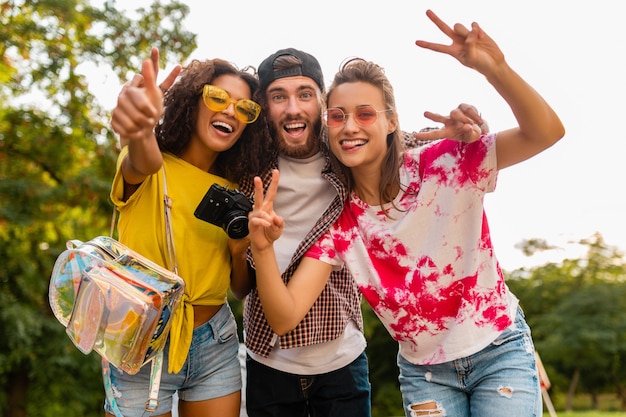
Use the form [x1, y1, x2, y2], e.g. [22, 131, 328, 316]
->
[545, 392, 625, 416]
[553, 413, 626, 417]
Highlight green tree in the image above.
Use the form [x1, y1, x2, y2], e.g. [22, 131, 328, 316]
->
[0, 1, 195, 415]
[507, 234, 626, 412]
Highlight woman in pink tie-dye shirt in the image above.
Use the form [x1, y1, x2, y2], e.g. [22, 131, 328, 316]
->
[248, 10, 565, 417]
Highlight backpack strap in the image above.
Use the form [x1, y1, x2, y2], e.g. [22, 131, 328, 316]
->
[144, 350, 164, 412]
[104, 166, 177, 416]
[102, 358, 122, 417]
[162, 166, 179, 275]
[102, 351, 163, 416]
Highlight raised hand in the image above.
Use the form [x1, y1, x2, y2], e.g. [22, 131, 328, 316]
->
[415, 9, 505, 77]
[249, 170, 284, 253]
[415, 10, 565, 170]
[110, 59, 162, 143]
[413, 103, 489, 143]
[111, 48, 181, 143]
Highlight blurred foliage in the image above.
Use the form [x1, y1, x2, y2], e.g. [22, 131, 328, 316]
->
[0, 0, 195, 415]
[508, 233, 626, 413]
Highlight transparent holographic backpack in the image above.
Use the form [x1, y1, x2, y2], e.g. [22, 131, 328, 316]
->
[49, 235, 184, 374]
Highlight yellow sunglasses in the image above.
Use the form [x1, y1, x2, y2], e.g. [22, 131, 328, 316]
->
[201, 85, 261, 124]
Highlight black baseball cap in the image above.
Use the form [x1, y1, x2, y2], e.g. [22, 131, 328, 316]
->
[258, 48, 325, 93]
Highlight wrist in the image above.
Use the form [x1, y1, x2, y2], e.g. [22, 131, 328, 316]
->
[250, 242, 274, 257]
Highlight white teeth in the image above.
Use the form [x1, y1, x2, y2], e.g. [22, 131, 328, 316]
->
[212, 121, 234, 133]
[285, 122, 305, 130]
[341, 139, 367, 147]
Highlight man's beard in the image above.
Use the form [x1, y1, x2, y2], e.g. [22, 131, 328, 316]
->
[270, 119, 322, 159]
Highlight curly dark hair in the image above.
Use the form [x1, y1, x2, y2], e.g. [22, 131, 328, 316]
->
[154, 58, 271, 182]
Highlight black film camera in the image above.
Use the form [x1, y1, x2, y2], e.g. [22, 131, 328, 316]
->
[194, 184, 253, 239]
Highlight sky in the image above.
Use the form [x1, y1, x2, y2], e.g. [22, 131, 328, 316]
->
[89, 0, 626, 271]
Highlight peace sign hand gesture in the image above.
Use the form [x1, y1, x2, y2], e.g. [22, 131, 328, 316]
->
[415, 9, 506, 78]
[249, 170, 284, 253]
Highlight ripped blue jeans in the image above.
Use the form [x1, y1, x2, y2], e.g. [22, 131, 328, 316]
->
[397, 308, 541, 417]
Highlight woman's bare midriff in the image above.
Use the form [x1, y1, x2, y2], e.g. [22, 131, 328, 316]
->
[193, 304, 223, 328]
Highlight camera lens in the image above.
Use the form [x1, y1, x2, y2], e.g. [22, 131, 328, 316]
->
[224, 212, 249, 239]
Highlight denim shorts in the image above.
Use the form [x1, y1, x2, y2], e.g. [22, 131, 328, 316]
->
[104, 303, 242, 416]
[397, 307, 541, 417]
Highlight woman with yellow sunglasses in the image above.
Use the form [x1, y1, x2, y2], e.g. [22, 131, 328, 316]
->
[107, 49, 265, 417]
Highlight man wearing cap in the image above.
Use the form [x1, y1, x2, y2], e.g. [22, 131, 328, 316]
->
[238, 48, 372, 417]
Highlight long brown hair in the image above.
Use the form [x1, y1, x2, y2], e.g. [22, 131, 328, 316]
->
[155, 58, 267, 182]
[326, 58, 404, 209]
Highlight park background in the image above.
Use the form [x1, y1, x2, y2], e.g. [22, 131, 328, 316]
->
[1, 1, 625, 416]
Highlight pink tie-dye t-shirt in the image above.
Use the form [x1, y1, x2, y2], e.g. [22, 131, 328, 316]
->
[306, 134, 518, 365]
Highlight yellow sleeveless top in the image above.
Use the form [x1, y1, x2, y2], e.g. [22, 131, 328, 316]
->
[111, 148, 236, 373]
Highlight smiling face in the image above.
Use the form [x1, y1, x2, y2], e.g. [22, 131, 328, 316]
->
[327, 81, 397, 173]
[265, 76, 323, 159]
[181, 74, 253, 171]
